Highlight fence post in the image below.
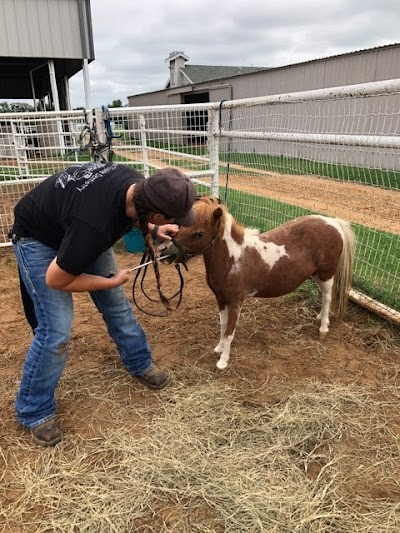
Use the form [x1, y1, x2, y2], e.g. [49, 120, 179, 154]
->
[95, 107, 106, 144]
[207, 108, 220, 197]
[11, 120, 29, 178]
[139, 114, 149, 177]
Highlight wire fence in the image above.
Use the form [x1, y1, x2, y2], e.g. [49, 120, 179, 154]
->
[0, 79, 399, 321]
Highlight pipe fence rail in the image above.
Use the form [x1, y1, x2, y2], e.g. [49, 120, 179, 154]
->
[1, 79, 399, 322]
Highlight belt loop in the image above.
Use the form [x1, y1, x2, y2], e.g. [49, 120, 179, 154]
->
[11, 233, 21, 244]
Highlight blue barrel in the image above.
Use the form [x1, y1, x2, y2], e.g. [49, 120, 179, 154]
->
[123, 228, 146, 253]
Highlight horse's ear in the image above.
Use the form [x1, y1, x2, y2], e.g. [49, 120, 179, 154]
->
[213, 207, 224, 222]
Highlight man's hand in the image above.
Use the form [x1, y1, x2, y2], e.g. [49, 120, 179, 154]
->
[106, 269, 131, 285]
[154, 223, 180, 240]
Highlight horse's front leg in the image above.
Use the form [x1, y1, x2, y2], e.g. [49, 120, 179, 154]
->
[214, 302, 243, 370]
[214, 304, 229, 354]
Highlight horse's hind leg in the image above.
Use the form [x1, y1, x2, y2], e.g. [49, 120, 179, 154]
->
[214, 302, 242, 370]
[312, 275, 333, 339]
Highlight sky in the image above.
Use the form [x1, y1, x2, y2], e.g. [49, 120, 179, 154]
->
[67, 0, 400, 108]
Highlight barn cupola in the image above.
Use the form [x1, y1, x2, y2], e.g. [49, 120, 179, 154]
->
[165, 51, 190, 88]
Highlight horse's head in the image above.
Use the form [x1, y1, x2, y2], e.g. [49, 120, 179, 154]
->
[160, 196, 225, 264]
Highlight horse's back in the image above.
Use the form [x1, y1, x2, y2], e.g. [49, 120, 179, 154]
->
[257, 215, 344, 283]
[261, 215, 343, 244]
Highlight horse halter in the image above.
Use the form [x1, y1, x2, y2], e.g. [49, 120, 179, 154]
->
[131, 210, 219, 316]
[169, 233, 218, 268]
[167, 194, 222, 266]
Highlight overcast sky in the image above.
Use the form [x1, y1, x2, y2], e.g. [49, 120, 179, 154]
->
[69, 0, 400, 108]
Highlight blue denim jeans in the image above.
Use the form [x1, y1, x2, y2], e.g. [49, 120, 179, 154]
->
[13, 238, 152, 429]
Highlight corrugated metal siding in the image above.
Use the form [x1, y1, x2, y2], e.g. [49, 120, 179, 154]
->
[323, 54, 376, 87]
[0, 0, 92, 59]
[375, 47, 400, 79]
[127, 91, 169, 107]
[208, 86, 232, 102]
[167, 94, 182, 105]
[228, 48, 400, 100]
[128, 43, 400, 163]
[129, 45, 400, 107]
[126, 47, 400, 173]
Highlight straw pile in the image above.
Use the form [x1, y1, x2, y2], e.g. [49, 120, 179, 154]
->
[1, 366, 399, 532]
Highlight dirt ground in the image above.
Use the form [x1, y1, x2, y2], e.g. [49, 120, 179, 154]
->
[1, 237, 400, 531]
[226, 171, 400, 234]
[1, 160, 400, 531]
[1, 243, 399, 448]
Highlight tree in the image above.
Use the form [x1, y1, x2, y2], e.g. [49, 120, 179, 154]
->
[0, 101, 34, 113]
[108, 99, 124, 108]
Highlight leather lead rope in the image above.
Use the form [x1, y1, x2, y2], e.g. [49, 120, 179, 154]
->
[131, 230, 218, 316]
[131, 251, 186, 317]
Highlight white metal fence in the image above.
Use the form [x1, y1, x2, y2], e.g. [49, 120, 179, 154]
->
[1, 79, 399, 320]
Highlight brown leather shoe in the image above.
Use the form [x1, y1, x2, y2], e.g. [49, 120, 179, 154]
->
[31, 419, 62, 447]
[138, 365, 168, 390]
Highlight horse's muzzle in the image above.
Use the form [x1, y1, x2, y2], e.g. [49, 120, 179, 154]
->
[159, 247, 180, 264]
[158, 240, 188, 264]
[160, 251, 176, 264]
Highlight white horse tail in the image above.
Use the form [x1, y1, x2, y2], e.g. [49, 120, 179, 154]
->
[332, 219, 356, 318]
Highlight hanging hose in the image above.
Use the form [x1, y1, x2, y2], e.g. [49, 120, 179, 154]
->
[101, 105, 123, 162]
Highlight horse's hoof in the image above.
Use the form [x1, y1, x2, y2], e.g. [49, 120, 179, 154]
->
[216, 360, 228, 370]
[319, 331, 328, 340]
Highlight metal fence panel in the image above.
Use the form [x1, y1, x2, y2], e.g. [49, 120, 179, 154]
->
[1, 80, 399, 321]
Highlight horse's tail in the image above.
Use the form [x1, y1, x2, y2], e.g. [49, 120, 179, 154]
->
[332, 219, 356, 318]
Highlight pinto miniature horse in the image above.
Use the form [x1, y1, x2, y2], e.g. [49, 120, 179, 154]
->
[162, 197, 355, 370]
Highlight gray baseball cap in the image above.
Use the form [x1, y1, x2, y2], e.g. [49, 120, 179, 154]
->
[143, 168, 196, 226]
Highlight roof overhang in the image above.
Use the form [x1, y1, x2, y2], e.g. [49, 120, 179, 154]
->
[0, 56, 91, 99]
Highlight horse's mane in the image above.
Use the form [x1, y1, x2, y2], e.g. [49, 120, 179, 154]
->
[195, 196, 246, 239]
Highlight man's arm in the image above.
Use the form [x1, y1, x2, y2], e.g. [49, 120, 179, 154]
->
[45, 258, 130, 292]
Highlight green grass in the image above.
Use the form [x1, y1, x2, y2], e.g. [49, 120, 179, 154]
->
[221, 153, 400, 190]
[146, 142, 400, 190]
[0, 153, 138, 182]
[145, 141, 208, 158]
[352, 225, 400, 310]
[0, 166, 20, 180]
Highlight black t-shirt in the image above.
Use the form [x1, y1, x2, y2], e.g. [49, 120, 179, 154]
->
[12, 162, 144, 275]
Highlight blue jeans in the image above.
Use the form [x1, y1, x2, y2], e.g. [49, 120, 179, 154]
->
[13, 238, 152, 429]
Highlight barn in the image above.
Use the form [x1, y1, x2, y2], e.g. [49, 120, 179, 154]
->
[127, 44, 400, 106]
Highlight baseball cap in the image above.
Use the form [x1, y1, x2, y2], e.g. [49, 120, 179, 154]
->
[143, 168, 196, 226]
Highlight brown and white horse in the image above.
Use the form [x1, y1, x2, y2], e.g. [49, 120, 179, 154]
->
[162, 197, 355, 370]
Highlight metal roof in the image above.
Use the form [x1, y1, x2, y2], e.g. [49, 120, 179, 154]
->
[182, 65, 265, 84]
